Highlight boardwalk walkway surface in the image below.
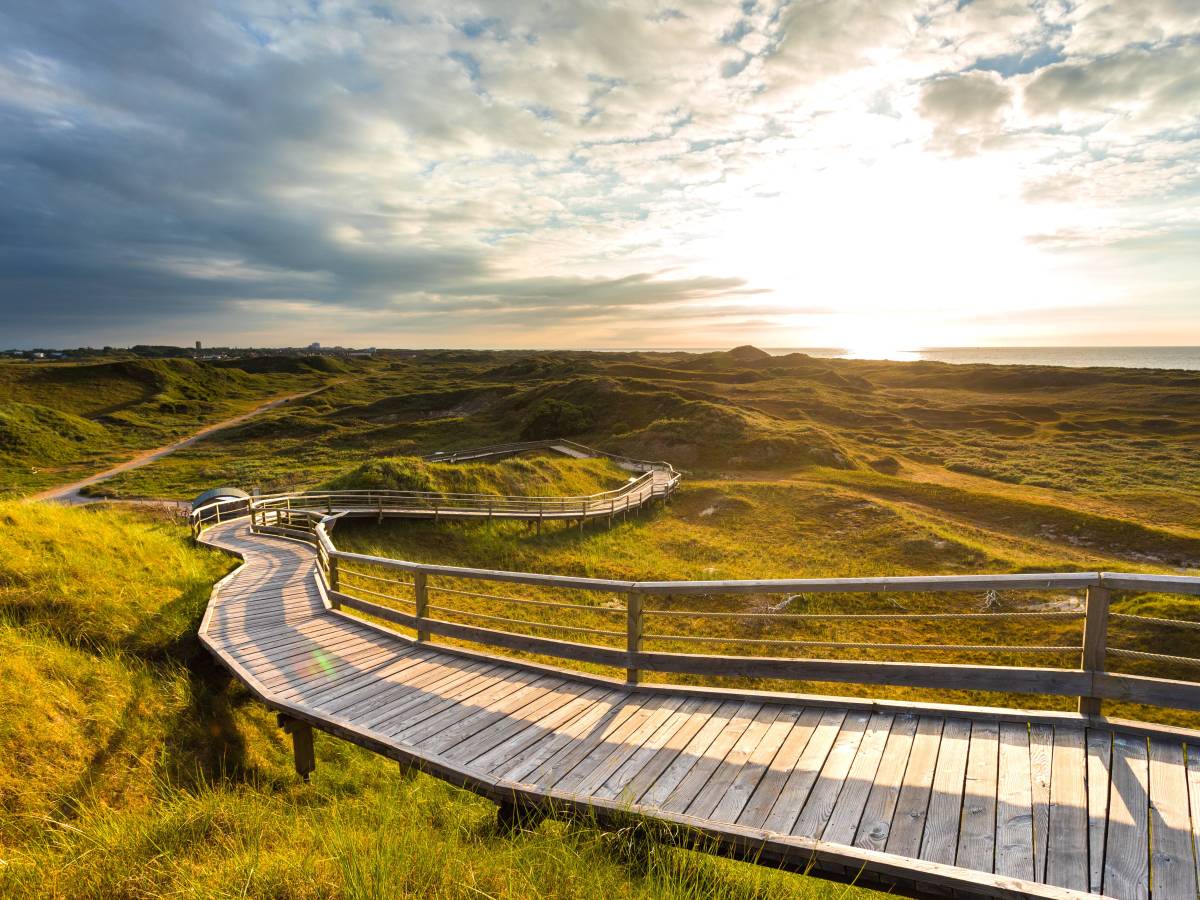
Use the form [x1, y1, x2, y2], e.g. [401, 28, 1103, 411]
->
[192, 441, 1200, 899]
[199, 520, 1200, 900]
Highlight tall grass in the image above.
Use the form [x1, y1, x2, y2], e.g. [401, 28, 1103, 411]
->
[0, 501, 880, 898]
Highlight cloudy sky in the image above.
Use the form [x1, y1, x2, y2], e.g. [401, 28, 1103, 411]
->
[1, 1, 1198, 350]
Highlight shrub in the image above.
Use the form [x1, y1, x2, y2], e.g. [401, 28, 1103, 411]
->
[521, 399, 593, 439]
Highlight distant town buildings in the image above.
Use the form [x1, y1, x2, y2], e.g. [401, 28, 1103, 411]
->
[1, 342, 379, 361]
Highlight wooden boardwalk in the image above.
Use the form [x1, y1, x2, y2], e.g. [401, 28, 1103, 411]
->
[200, 521, 1200, 900]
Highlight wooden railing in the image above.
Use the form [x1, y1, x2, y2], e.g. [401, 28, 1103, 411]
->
[189, 442, 679, 539]
[424, 438, 677, 475]
[189, 444, 1200, 720]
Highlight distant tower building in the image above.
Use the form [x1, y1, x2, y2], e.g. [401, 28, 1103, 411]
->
[309, 342, 321, 350]
[195, 340, 202, 351]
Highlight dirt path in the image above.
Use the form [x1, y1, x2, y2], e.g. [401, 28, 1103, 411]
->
[31, 385, 330, 504]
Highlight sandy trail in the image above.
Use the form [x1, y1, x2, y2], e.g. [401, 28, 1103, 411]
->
[31, 385, 330, 504]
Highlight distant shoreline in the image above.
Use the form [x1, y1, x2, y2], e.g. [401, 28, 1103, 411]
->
[594, 346, 1200, 371]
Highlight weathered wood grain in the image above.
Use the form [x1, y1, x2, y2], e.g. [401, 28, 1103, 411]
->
[193, 520, 1200, 900]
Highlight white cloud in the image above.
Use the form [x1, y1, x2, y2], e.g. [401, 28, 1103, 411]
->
[0, 0, 1198, 348]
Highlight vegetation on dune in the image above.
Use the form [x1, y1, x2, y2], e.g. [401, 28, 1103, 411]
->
[5, 347, 1200, 895]
[0, 357, 344, 497]
[0, 402, 108, 464]
[72, 348, 1198, 536]
[0, 501, 880, 898]
[323, 454, 631, 497]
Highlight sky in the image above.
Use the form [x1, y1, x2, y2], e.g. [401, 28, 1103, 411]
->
[1, 0, 1198, 351]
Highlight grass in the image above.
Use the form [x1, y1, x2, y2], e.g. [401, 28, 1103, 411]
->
[67, 349, 1198, 537]
[0, 357, 347, 497]
[0, 500, 882, 898]
[322, 453, 632, 497]
[6, 346, 1200, 893]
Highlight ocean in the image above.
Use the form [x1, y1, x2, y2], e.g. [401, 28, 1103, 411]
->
[762, 347, 1200, 371]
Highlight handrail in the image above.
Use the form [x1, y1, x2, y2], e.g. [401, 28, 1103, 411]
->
[189, 439, 680, 538]
[424, 437, 677, 474]
[191, 441, 1200, 720]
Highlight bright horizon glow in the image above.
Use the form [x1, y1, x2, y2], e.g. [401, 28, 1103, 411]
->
[1, 2, 1198, 349]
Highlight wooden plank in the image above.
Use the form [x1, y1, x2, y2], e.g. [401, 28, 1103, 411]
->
[210, 620, 346, 652]
[708, 707, 802, 824]
[436, 683, 590, 763]
[417, 676, 568, 755]
[1147, 738, 1197, 899]
[1044, 727, 1087, 892]
[1093, 671, 1200, 714]
[228, 632, 385, 688]
[457, 686, 618, 769]
[1103, 733, 1149, 900]
[555, 695, 688, 795]
[285, 648, 431, 706]
[1086, 729, 1112, 895]
[1189, 744, 1200, 900]
[995, 722, 1034, 881]
[253, 630, 394, 673]
[612, 700, 739, 805]
[736, 707, 824, 829]
[257, 644, 398, 694]
[251, 633, 394, 684]
[498, 691, 633, 783]
[955, 720, 999, 874]
[365, 661, 514, 730]
[357, 661, 501, 729]
[638, 701, 755, 808]
[884, 716, 944, 858]
[685, 705, 784, 820]
[854, 713, 919, 851]
[388, 669, 544, 743]
[593, 697, 716, 802]
[329, 656, 484, 720]
[790, 710, 872, 839]
[761, 708, 847, 833]
[819, 712, 893, 846]
[660, 703, 765, 815]
[637, 651, 1089, 700]
[919, 717, 971, 866]
[524, 695, 653, 788]
[1029, 723, 1054, 882]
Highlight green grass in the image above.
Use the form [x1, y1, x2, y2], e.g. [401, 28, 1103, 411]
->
[0, 500, 881, 898]
[0, 358, 348, 497]
[6, 347, 1200, 893]
[322, 453, 632, 497]
[72, 349, 1198, 539]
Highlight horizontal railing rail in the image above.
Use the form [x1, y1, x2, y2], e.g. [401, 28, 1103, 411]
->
[191, 442, 1200, 721]
[424, 438, 678, 475]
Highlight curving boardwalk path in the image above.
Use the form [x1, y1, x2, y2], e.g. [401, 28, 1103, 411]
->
[199, 520, 1200, 900]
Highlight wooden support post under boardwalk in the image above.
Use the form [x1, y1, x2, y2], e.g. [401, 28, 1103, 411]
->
[626, 592, 643, 684]
[1079, 584, 1111, 716]
[496, 795, 546, 832]
[277, 714, 315, 782]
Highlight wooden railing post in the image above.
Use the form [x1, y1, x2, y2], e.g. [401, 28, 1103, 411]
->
[414, 571, 429, 642]
[328, 552, 340, 594]
[626, 592, 643, 685]
[1079, 583, 1111, 716]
